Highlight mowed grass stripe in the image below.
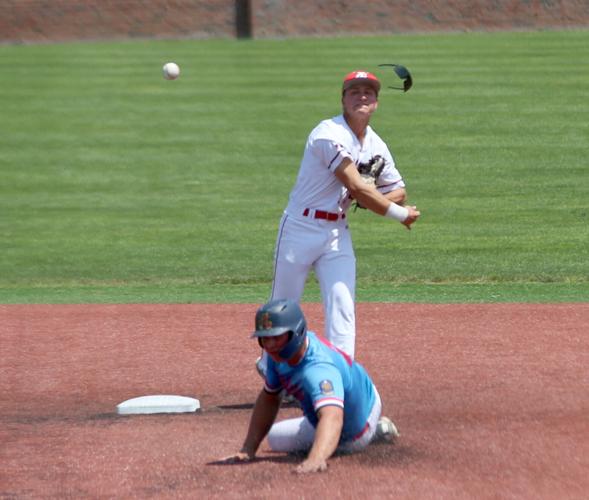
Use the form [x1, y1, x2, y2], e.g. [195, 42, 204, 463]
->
[0, 30, 587, 302]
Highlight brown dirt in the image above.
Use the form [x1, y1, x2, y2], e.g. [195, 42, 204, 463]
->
[1, 303, 588, 498]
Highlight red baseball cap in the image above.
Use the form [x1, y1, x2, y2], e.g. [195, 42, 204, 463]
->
[342, 70, 381, 94]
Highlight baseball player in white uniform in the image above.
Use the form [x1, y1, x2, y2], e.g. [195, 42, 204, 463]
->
[261, 70, 420, 367]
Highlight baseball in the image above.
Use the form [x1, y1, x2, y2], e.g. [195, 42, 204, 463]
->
[162, 62, 180, 80]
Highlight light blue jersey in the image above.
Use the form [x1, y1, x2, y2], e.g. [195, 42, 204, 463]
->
[264, 331, 376, 443]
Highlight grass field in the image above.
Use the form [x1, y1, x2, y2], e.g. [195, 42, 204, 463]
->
[1, 30, 587, 303]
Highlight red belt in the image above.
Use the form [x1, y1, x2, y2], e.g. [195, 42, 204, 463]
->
[303, 208, 345, 221]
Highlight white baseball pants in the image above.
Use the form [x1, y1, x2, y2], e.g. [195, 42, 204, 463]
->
[270, 213, 356, 358]
[267, 387, 382, 454]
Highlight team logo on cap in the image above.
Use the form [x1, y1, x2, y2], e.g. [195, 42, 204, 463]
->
[343, 70, 380, 93]
[259, 312, 273, 330]
[319, 379, 334, 395]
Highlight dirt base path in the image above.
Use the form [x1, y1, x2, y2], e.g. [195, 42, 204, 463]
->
[1, 303, 588, 498]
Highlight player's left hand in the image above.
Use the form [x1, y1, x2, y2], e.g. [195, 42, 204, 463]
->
[216, 451, 254, 464]
[294, 458, 328, 474]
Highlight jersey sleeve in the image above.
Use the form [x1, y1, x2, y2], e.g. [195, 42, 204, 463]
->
[304, 364, 345, 412]
[313, 139, 354, 173]
[376, 146, 405, 193]
[263, 359, 283, 395]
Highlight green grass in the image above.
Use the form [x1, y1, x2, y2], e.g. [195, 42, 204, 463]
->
[1, 31, 588, 303]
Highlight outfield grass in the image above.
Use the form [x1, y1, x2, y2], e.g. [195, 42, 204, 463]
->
[1, 31, 587, 303]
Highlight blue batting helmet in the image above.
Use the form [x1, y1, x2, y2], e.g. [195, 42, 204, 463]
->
[252, 299, 307, 360]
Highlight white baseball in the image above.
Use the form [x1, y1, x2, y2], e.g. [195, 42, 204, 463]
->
[162, 62, 180, 80]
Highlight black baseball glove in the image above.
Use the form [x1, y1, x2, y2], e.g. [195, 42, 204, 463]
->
[354, 155, 385, 209]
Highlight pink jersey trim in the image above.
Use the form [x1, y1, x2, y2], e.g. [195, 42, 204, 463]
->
[351, 421, 370, 441]
[314, 397, 344, 410]
[264, 383, 282, 394]
[317, 336, 353, 366]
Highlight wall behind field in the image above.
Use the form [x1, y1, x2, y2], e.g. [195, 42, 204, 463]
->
[0, 0, 237, 43]
[2, 0, 588, 44]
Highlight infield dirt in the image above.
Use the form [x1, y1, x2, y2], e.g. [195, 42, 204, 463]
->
[2, 303, 588, 498]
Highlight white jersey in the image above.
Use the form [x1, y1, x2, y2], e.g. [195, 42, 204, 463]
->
[270, 113, 407, 358]
[285, 114, 405, 218]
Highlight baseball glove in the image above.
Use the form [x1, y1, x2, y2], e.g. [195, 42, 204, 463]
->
[357, 155, 385, 186]
[354, 155, 385, 209]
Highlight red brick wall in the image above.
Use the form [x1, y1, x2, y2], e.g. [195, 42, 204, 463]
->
[251, 0, 589, 37]
[0, 0, 236, 43]
[2, 0, 588, 44]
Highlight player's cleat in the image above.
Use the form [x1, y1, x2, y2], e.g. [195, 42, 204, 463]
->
[375, 416, 400, 443]
[255, 356, 266, 379]
[256, 355, 299, 405]
[281, 392, 298, 405]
